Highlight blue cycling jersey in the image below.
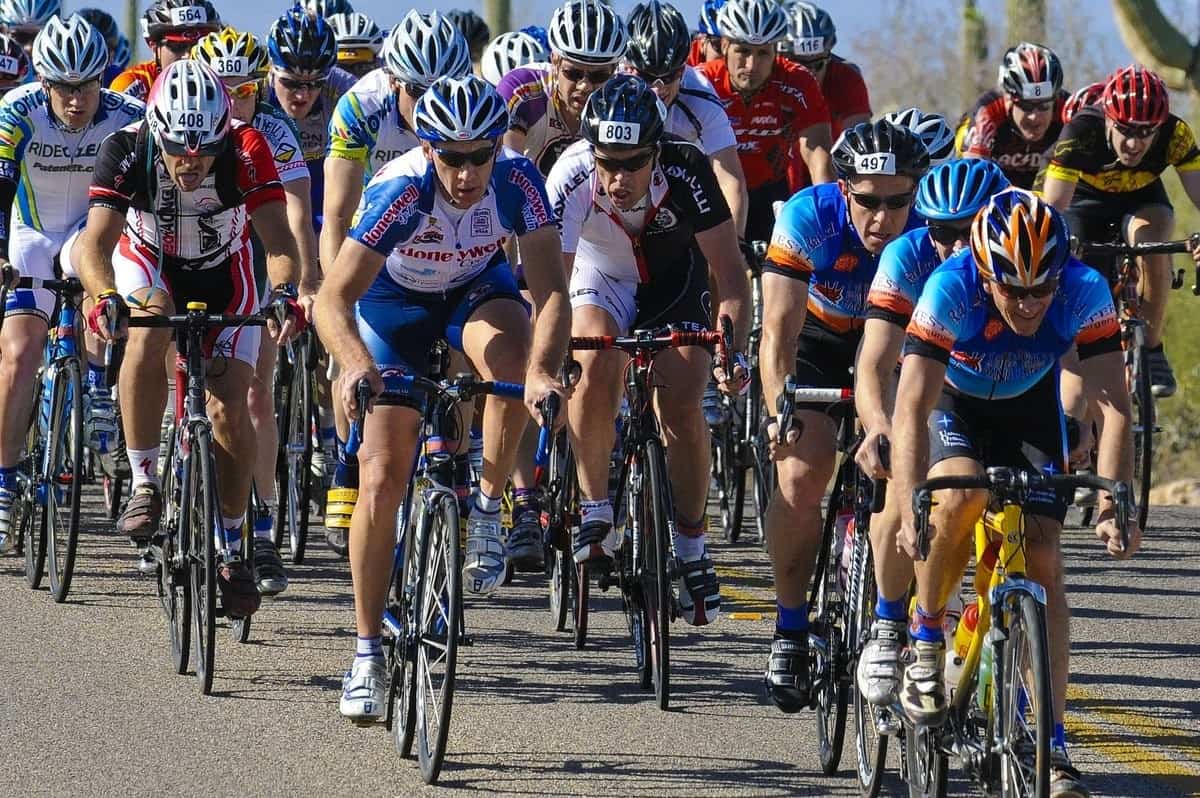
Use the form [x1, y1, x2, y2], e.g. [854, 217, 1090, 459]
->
[865, 226, 943, 326]
[765, 182, 921, 332]
[904, 251, 1121, 400]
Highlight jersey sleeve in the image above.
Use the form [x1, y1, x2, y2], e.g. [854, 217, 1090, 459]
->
[258, 109, 308, 185]
[348, 175, 424, 254]
[1065, 263, 1122, 359]
[545, 154, 590, 254]
[108, 64, 152, 102]
[764, 190, 822, 281]
[865, 234, 922, 326]
[0, 96, 30, 164]
[327, 90, 375, 165]
[233, 126, 286, 213]
[1167, 118, 1200, 172]
[673, 141, 732, 233]
[963, 95, 1006, 158]
[497, 68, 548, 134]
[787, 64, 831, 132]
[502, 157, 555, 236]
[88, 129, 139, 214]
[902, 266, 968, 364]
[1043, 112, 1098, 185]
[681, 77, 737, 154]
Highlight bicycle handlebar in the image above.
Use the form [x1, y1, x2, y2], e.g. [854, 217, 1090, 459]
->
[774, 376, 853, 445]
[1074, 233, 1200, 295]
[15, 276, 84, 293]
[127, 312, 268, 329]
[569, 328, 723, 354]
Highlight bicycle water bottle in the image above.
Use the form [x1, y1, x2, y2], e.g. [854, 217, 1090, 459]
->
[977, 631, 995, 711]
[945, 600, 979, 692]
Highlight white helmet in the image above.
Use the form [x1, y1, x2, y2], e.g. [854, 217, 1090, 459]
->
[882, 107, 956, 166]
[383, 10, 471, 88]
[414, 75, 509, 142]
[717, 0, 789, 46]
[328, 12, 383, 54]
[0, 0, 59, 29]
[33, 14, 108, 83]
[481, 31, 547, 86]
[547, 0, 626, 66]
[147, 59, 231, 156]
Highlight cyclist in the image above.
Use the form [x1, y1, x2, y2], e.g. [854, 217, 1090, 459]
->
[0, 34, 29, 98]
[110, 33, 130, 76]
[193, 26, 318, 596]
[304, 0, 353, 18]
[759, 119, 928, 712]
[1041, 65, 1200, 398]
[446, 9, 490, 74]
[110, 0, 221, 101]
[779, 2, 871, 191]
[76, 60, 303, 618]
[327, 12, 382, 79]
[853, 158, 1010, 706]
[0, 15, 142, 554]
[687, 0, 725, 66]
[320, 11, 470, 554]
[957, 42, 1067, 189]
[891, 188, 1140, 797]
[625, 0, 747, 236]
[313, 75, 569, 719]
[0, 0, 58, 58]
[700, 0, 834, 244]
[882, 107, 956, 166]
[75, 8, 122, 85]
[480, 31, 548, 87]
[546, 75, 750, 626]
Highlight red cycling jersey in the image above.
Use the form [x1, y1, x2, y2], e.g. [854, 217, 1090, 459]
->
[700, 56, 830, 191]
[788, 56, 870, 191]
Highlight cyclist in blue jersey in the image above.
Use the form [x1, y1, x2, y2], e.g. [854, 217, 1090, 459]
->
[0, 33, 29, 98]
[852, 158, 1010, 707]
[891, 189, 1140, 796]
[759, 119, 929, 713]
[313, 75, 570, 722]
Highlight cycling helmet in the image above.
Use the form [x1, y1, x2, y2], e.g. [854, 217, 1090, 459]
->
[998, 42, 1063, 101]
[882, 107, 956, 166]
[445, 9, 490, 55]
[1103, 65, 1169, 126]
[112, 33, 130, 71]
[480, 31, 547, 86]
[1062, 81, 1103, 124]
[147, 59, 231, 156]
[32, 14, 108, 82]
[141, 0, 220, 45]
[970, 187, 1068, 287]
[268, 4, 338, 76]
[779, 1, 836, 57]
[716, 0, 789, 46]
[697, 0, 725, 36]
[383, 10, 472, 88]
[518, 25, 549, 52]
[328, 12, 383, 57]
[414, 74, 508, 142]
[547, 0, 626, 66]
[193, 27, 268, 79]
[0, 33, 30, 84]
[915, 159, 1011, 222]
[303, 0, 353, 18]
[0, 0, 59, 29]
[580, 73, 666, 150]
[626, 1, 690, 76]
[833, 119, 930, 180]
[76, 8, 119, 44]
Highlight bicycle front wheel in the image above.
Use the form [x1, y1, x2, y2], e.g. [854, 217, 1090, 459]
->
[45, 359, 84, 603]
[814, 471, 851, 775]
[995, 590, 1052, 798]
[902, 724, 948, 798]
[851, 537, 888, 796]
[23, 384, 47, 589]
[642, 438, 672, 711]
[187, 427, 219, 695]
[1130, 346, 1153, 531]
[157, 432, 190, 674]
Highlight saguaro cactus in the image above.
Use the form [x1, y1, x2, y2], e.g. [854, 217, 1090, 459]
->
[1007, 0, 1046, 45]
[1111, 0, 1199, 91]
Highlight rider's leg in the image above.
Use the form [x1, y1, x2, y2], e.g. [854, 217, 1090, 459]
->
[1126, 204, 1174, 348]
[207, 357, 255, 531]
[248, 334, 278, 516]
[0, 313, 49, 466]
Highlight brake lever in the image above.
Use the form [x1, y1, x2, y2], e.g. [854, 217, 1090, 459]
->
[775, 373, 797, 446]
[912, 487, 933, 562]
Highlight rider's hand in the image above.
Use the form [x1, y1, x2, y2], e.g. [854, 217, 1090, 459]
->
[86, 290, 129, 342]
[1189, 235, 1200, 265]
[525, 369, 571, 430]
[897, 517, 925, 560]
[714, 351, 750, 396]
[266, 284, 306, 345]
[1095, 511, 1142, 559]
[1069, 421, 1094, 470]
[297, 282, 318, 328]
[0, 259, 18, 290]
[339, 364, 382, 423]
[765, 418, 801, 460]
[855, 425, 892, 480]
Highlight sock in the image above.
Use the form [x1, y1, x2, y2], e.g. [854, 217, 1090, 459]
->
[513, 487, 538, 512]
[253, 510, 274, 541]
[673, 515, 706, 560]
[580, 499, 612, 527]
[334, 435, 358, 489]
[86, 362, 107, 391]
[128, 447, 160, 490]
[776, 602, 808, 639]
[910, 603, 946, 643]
[453, 454, 471, 510]
[222, 516, 244, 554]
[474, 490, 501, 515]
[1053, 722, 1067, 751]
[0, 465, 17, 491]
[875, 594, 908, 623]
[355, 634, 383, 665]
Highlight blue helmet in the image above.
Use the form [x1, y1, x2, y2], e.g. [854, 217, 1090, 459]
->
[915, 159, 1011, 222]
[518, 25, 549, 51]
[268, 3, 338, 76]
[698, 0, 726, 36]
[414, 75, 509, 142]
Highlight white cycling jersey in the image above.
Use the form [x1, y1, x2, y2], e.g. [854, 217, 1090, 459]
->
[327, 67, 421, 182]
[496, 63, 581, 177]
[663, 66, 737, 156]
[252, 102, 309, 186]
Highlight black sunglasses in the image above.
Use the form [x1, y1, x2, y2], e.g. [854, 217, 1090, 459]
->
[993, 280, 1058, 300]
[634, 66, 684, 84]
[595, 148, 655, 173]
[1013, 98, 1054, 113]
[277, 75, 326, 92]
[163, 40, 194, 55]
[794, 56, 829, 72]
[1114, 121, 1159, 139]
[561, 65, 614, 85]
[44, 78, 101, 96]
[927, 222, 972, 246]
[433, 143, 496, 168]
[850, 190, 913, 211]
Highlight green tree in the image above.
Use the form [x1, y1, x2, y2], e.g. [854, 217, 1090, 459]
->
[1006, 0, 1046, 45]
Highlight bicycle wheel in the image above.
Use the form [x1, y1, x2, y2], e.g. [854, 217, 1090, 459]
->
[710, 416, 737, 542]
[231, 521, 254, 644]
[995, 590, 1052, 798]
[45, 359, 84, 603]
[24, 388, 47, 589]
[187, 427, 219, 695]
[851, 538, 888, 796]
[271, 350, 292, 552]
[286, 341, 314, 563]
[750, 435, 773, 550]
[545, 436, 573, 632]
[391, 493, 423, 758]
[156, 433, 190, 673]
[1130, 346, 1153, 532]
[414, 492, 462, 784]
[903, 724, 948, 798]
[814, 470, 851, 775]
[572, 558, 589, 650]
[642, 438, 672, 711]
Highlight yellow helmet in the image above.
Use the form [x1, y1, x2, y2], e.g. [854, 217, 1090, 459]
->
[192, 26, 269, 79]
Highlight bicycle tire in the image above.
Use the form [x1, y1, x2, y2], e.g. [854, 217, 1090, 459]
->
[158, 432, 190, 674]
[103, 474, 124, 521]
[545, 436, 572, 632]
[271, 351, 292, 553]
[1130, 346, 1153, 532]
[710, 418, 738, 542]
[814, 466, 851, 775]
[231, 523, 254, 644]
[903, 724, 948, 798]
[643, 437, 672, 711]
[995, 590, 1052, 798]
[46, 359, 84, 603]
[391, 489, 423, 758]
[548, 547, 569, 631]
[415, 492, 461, 784]
[750, 433, 773, 551]
[851, 538, 887, 796]
[187, 427, 219, 695]
[287, 341, 314, 563]
[572, 559, 589, 650]
[23, 386, 47, 589]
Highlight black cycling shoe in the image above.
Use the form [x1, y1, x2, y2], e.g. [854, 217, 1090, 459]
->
[1147, 346, 1177, 398]
[253, 539, 289, 596]
[507, 509, 545, 572]
[764, 635, 810, 713]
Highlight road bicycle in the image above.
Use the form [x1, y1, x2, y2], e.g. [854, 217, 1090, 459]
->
[273, 322, 319, 564]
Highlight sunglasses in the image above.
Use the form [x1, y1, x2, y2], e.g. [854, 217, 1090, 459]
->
[595, 148, 655, 173]
[1013, 98, 1055, 113]
[794, 56, 829, 72]
[849, 190, 913, 211]
[433, 143, 496, 168]
[277, 75, 326, 92]
[44, 78, 101, 97]
[1114, 121, 1159, 139]
[226, 80, 262, 100]
[993, 280, 1058, 300]
[927, 222, 972, 246]
[163, 40, 195, 55]
[634, 66, 683, 85]
[560, 65, 614, 85]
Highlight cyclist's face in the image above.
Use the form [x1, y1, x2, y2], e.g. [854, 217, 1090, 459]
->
[700, 35, 722, 63]
[841, 175, 915, 254]
[271, 69, 322, 119]
[1008, 95, 1055, 141]
[161, 151, 216, 192]
[392, 76, 424, 130]
[156, 39, 194, 69]
[44, 78, 101, 130]
[628, 64, 684, 106]
[1106, 118, 1158, 167]
[553, 55, 614, 114]
[722, 41, 776, 93]
[424, 139, 497, 208]
[594, 145, 655, 210]
[985, 279, 1055, 335]
[223, 78, 260, 125]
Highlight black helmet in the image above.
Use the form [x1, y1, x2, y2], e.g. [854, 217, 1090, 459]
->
[832, 119, 930, 181]
[77, 7, 119, 44]
[626, 1, 690, 77]
[141, 0, 220, 44]
[581, 74, 666, 150]
[445, 9, 490, 55]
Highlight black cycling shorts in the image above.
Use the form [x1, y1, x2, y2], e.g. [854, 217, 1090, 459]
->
[1065, 179, 1173, 284]
[793, 315, 862, 413]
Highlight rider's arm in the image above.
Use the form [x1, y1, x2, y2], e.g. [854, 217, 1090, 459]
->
[0, 158, 16, 262]
[1176, 168, 1200, 210]
[891, 352, 946, 528]
[697, 219, 750, 349]
[1041, 173, 1077, 211]
[710, 145, 749, 238]
[796, 121, 835, 184]
[313, 238, 387, 377]
[760, 272, 807, 432]
[74, 207, 125, 299]
[251, 200, 302, 291]
[283, 176, 320, 297]
[502, 129, 527, 156]
[790, 63, 835, 184]
[855, 319, 904, 437]
[516, 224, 571, 378]
[1081, 349, 1133, 486]
[76, 130, 138, 298]
[319, 156, 365, 275]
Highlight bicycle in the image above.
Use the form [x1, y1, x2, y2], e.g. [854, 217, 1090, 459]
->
[133, 302, 267, 695]
[346, 365, 525, 785]
[901, 467, 1132, 798]
[572, 325, 725, 711]
[273, 322, 319, 564]
[1073, 233, 1200, 531]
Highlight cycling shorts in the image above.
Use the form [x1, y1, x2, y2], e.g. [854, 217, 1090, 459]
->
[4, 219, 85, 322]
[928, 369, 1071, 523]
[569, 253, 711, 334]
[113, 235, 261, 366]
[1065, 179, 1173, 285]
[793, 315, 861, 412]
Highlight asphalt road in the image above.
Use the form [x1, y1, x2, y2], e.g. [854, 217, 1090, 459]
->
[2, 496, 1198, 797]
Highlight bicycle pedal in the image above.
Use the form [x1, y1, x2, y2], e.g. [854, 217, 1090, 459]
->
[876, 709, 902, 736]
[459, 634, 474, 647]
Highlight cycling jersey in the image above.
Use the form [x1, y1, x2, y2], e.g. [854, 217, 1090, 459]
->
[765, 182, 921, 333]
[350, 145, 553, 295]
[497, 64, 579, 177]
[956, 88, 1067, 189]
[699, 56, 830, 191]
[109, 60, 159, 102]
[788, 56, 870, 190]
[1044, 106, 1200, 194]
[661, 66, 736, 156]
[864, 226, 943, 326]
[327, 67, 420, 183]
[252, 101, 308, 186]
[89, 121, 285, 267]
[905, 251, 1121, 400]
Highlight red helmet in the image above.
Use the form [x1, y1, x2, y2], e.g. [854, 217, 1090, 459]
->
[1103, 65, 1169, 126]
[1062, 81, 1104, 125]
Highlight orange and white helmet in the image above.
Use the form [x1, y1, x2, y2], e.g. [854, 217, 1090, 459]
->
[970, 188, 1069, 287]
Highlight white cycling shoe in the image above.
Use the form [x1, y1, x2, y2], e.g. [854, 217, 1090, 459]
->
[339, 657, 387, 723]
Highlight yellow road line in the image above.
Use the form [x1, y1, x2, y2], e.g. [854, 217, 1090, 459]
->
[716, 565, 775, 614]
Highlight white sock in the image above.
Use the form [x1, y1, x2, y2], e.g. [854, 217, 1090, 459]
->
[128, 447, 160, 489]
[674, 531, 705, 561]
[581, 499, 613, 527]
[474, 490, 501, 514]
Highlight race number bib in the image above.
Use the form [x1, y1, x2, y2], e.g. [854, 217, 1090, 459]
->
[1023, 81, 1053, 100]
[169, 5, 209, 25]
[854, 152, 896, 175]
[216, 57, 247, 76]
[598, 121, 640, 145]
[167, 110, 215, 131]
[0, 55, 19, 75]
[791, 37, 825, 56]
